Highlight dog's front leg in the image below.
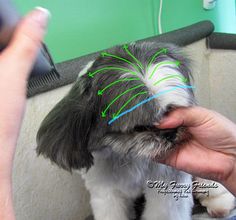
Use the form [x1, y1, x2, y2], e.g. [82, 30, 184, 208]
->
[142, 186, 193, 220]
[89, 187, 132, 220]
[142, 166, 193, 220]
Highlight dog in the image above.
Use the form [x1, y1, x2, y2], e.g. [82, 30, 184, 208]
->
[36, 42, 233, 220]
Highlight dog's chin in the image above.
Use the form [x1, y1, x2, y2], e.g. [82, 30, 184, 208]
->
[131, 125, 189, 160]
[100, 124, 190, 161]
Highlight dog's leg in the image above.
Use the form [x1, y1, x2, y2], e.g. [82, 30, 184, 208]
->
[142, 187, 192, 220]
[89, 187, 133, 220]
[142, 165, 193, 220]
[80, 152, 138, 220]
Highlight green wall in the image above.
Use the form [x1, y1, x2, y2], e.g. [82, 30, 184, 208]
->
[14, 0, 236, 63]
[160, 0, 236, 34]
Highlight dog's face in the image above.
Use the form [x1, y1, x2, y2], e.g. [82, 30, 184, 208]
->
[36, 42, 195, 171]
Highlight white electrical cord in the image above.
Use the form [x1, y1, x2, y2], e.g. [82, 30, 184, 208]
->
[158, 0, 163, 34]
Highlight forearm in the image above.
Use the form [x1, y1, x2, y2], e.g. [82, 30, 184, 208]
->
[0, 141, 15, 220]
[223, 134, 236, 196]
[0, 180, 15, 220]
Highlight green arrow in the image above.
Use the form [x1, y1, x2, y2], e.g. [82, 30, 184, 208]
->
[101, 52, 140, 72]
[148, 60, 181, 79]
[123, 44, 144, 70]
[112, 91, 148, 118]
[101, 52, 107, 57]
[97, 90, 103, 95]
[88, 72, 94, 78]
[97, 77, 140, 95]
[101, 84, 145, 117]
[147, 48, 168, 71]
[88, 66, 137, 78]
[153, 75, 188, 86]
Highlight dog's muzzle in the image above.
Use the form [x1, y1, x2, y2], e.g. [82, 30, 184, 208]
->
[133, 125, 178, 142]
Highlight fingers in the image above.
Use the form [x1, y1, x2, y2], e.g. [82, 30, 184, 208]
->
[1, 7, 50, 80]
[157, 142, 227, 181]
[0, 7, 50, 145]
[156, 106, 213, 129]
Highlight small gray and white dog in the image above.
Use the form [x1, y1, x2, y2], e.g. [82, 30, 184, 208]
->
[36, 42, 196, 220]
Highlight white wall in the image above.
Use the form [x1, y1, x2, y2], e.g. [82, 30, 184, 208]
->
[186, 40, 236, 123]
[208, 49, 236, 122]
[13, 40, 236, 220]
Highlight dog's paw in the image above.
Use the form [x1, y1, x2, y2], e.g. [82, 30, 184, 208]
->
[202, 192, 235, 218]
[194, 178, 235, 218]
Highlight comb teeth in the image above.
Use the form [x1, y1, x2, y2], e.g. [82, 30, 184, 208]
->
[27, 69, 60, 97]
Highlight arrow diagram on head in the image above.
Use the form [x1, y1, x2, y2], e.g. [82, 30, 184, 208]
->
[112, 91, 148, 119]
[149, 60, 181, 79]
[123, 44, 144, 70]
[88, 66, 137, 78]
[101, 52, 140, 72]
[97, 77, 140, 95]
[101, 84, 145, 118]
[153, 74, 188, 86]
[147, 48, 168, 71]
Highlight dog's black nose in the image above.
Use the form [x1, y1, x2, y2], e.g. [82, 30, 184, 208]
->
[159, 129, 177, 141]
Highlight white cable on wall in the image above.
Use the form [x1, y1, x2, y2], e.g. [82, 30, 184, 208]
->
[203, 0, 217, 10]
[158, 0, 163, 34]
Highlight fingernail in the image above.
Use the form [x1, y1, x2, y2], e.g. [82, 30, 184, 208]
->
[156, 117, 172, 127]
[32, 6, 51, 28]
[159, 117, 169, 124]
[154, 118, 168, 126]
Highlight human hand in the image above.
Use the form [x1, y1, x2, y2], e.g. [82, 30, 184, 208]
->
[155, 107, 236, 195]
[0, 7, 49, 179]
[0, 7, 49, 220]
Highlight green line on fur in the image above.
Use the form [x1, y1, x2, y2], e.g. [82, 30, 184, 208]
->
[101, 52, 140, 72]
[101, 84, 145, 117]
[123, 44, 144, 70]
[97, 77, 140, 95]
[149, 60, 180, 79]
[147, 48, 168, 71]
[88, 66, 137, 78]
[153, 74, 187, 86]
[112, 91, 148, 119]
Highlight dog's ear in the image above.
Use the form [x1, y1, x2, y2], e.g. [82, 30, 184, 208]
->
[36, 80, 94, 171]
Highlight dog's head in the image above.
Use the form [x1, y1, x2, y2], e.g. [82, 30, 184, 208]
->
[36, 42, 195, 171]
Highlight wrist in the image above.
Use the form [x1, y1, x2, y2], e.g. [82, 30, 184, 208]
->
[0, 179, 15, 220]
[222, 161, 236, 196]
[0, 141, 16, 180]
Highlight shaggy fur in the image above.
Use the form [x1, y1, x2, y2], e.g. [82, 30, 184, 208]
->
[37, 42, 196, 220]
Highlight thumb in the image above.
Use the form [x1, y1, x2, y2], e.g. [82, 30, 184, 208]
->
[1, 7, 50, 79]
[156, 106, 213, 129]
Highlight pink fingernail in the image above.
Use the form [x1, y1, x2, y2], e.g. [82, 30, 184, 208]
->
[32, 6, 51, 28]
